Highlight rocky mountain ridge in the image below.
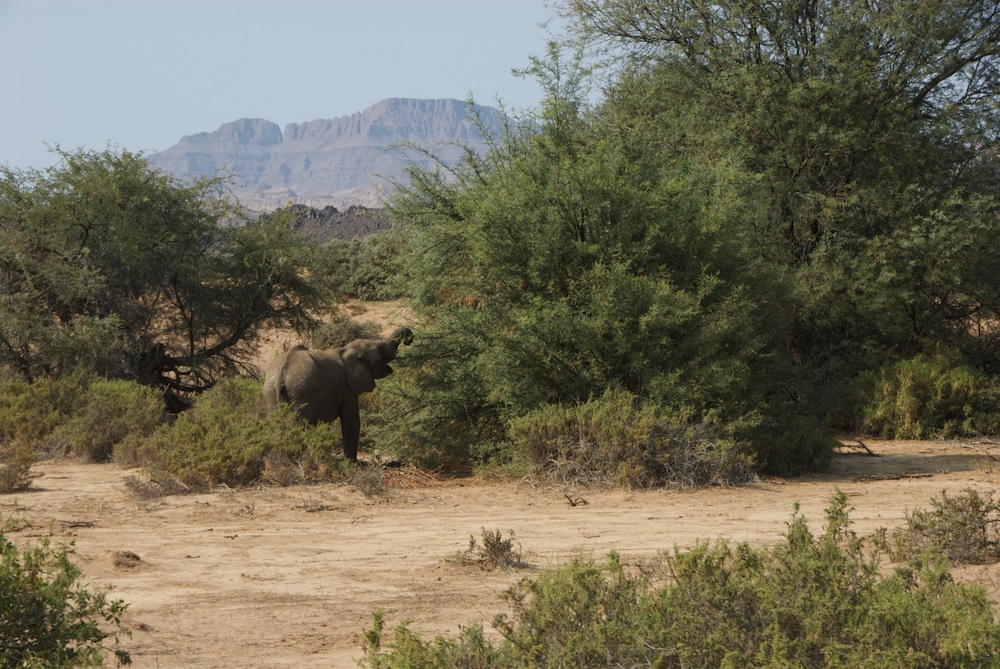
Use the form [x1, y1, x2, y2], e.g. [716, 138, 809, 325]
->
[148, 98, 503, 210]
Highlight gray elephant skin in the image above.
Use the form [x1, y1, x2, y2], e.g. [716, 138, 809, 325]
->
[263, 327, 413, 460]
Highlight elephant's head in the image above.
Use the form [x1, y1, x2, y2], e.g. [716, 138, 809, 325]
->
[342, 327, 413, 396]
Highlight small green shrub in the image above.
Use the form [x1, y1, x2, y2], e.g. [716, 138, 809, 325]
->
[0, 533, 131, 667]
[508, 389, 755, 488]
[310, 314, 382, 349]
[0, 446, 37, 494]
[890, 487, 1000, 564]
[361, 491, 1000, 669]
[135, 377, 349, 486]
[860, 350, 1000, 438]
[55, 379, 167, 463]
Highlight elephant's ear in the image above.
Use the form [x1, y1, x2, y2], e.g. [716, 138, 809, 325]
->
[343, 349, 377, 395]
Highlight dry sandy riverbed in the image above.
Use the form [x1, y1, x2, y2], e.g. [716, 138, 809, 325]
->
[4, 439, 1000, 667]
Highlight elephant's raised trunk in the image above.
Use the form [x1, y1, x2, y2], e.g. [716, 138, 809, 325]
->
[388, 327, 414, 348]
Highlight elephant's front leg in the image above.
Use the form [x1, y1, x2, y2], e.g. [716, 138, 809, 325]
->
[339, 396, 361, 461]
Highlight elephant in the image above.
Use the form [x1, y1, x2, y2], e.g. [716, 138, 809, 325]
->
[262, 326, 413, 460]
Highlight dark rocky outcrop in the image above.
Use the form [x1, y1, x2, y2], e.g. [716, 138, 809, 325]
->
[280, 204, 398, 242]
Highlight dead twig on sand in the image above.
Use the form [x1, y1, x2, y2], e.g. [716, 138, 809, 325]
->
[836, 439, 880, 456]
[854, 472, 933, 482]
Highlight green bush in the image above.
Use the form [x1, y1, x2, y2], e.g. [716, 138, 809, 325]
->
[0, 533, 131, 667]
[0, 446, 37, 494]
[310, 315, 382, 349]
[135, 377, 349, 486]
[316, 231, 408, 302]
[361, 491, 1000, 668]
[860, 350, 1000, 439]
[890, 488, 1000, 565]
[508, 389, 755, 488]
[0, 371, 94, 453]
[0, 374, 166, 464]
[55, 379, 166, 463]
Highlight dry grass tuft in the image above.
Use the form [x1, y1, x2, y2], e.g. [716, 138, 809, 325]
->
[122, 471, 205, 499]
[450, 528, 526, 571]
[352, 464, 388, 497]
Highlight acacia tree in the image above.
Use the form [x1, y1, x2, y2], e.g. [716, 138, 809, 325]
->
[377, 0, 1000, 471]
[380, 60, 810, 468]
[565, 0, 1000, 403]
[566, 0, 1000, 260]
[0, 148, 320, 401]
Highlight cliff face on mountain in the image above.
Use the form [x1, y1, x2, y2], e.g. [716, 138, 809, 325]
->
[148, 98, 503, 210]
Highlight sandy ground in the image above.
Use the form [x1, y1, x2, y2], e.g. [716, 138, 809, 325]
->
[4, 439, 1000, 668]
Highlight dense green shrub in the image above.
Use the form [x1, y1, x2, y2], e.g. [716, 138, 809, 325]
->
[0, 374, 167, 464]
[508, 389, 755, 488]
[361, 492, 1000, 668]
[0, 533, 131, 667]
[890, 488, 1000, 565]
[315, 231, 409, 302]
[860, 351, 1000, 439]
[0, 371, 94, 454]
[310, 315, 382, 349]
[135, 377, 348, 486]
[56, 379, 166, 463]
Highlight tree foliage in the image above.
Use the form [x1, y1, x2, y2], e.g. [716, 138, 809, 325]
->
[0, 148, 321, 399]
[375, 0, 1000, 473]
[565, 0, 1000, 379]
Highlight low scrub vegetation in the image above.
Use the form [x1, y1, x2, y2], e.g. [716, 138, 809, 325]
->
[860, 351, 1000, 439]
[136, 378, 349, 487]
[361, 491, 1000, 668]
[0, 447, 35, 495]
[58, 379, 166, 463]
[0, 533, 131, 667]
[0, 372, 94, 455]
[0, 374, 353, 490]
[888, 487, 1000, 565]
[508, 389, 755, 488]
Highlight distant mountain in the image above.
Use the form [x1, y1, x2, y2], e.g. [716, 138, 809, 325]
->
[148, 98, 504, 210]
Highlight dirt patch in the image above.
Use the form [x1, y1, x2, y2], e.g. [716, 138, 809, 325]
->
[3, 439, 1000, 667]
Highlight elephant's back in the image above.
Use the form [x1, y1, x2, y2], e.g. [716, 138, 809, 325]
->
[263, 346, 344, 422]
[263, 345, 314, 411]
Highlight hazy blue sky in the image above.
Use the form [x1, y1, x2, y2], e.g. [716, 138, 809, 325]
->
[0, 0, 559, 170]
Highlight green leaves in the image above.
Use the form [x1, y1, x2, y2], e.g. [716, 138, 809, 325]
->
[373, 0, 1000, 473]
[0, 534, 131, 667]
[0, 148, 323, 392]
